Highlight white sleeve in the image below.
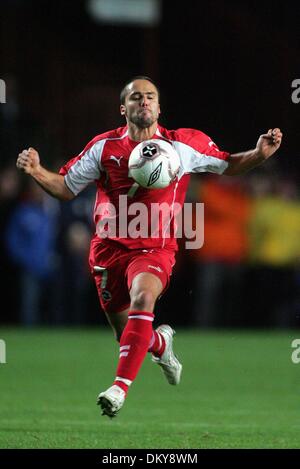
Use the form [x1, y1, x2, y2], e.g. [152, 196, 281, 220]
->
[64, 140, 106, 196]
[172, 140, 229, 177]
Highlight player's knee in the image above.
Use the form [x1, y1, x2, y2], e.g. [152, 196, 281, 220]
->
[131, 290, 156, 311]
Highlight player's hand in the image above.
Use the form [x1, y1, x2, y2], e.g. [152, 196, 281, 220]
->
[256, 128, 283, 160]
[16, 147, 40, 175]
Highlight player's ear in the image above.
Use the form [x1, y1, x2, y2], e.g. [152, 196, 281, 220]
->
[120, 105, 126, 116]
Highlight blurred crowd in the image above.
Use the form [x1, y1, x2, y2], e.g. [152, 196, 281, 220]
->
[186, 171, 300, 328]
[0, 167, 100, 326]
[0, 163, 299, 328]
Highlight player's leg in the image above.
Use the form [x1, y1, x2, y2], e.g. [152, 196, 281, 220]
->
[126, 254, 182, 387]
[129, 272, 168, 356]
[102, 271, 162, 342]
[112, 272, 163, 386]
[97, 248, 181, 417]
[104, 302, 168, 360]
[104, 308, 129, 342]
[98, 272, 164, 417]
[103, 275, 165, 351]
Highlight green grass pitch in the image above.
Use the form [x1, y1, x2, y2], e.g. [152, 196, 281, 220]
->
[0, 327, 299, 449]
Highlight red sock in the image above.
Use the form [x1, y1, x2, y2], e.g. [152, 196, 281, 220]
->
[114, 311, 154, 394]
[148, 330, 166, 357]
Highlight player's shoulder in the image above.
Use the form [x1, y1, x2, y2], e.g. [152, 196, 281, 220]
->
[158, 125, 229, 160]
[84, 126, 128, 151]
[158, 125, 210, 145]
[59, 127, 127, 175]
[93, 126, 127, 141]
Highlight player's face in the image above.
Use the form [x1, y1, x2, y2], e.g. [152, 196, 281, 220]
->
[120, 80, 161, 129]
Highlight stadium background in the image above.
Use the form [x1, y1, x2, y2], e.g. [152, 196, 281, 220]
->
[1, 0, 300, 451]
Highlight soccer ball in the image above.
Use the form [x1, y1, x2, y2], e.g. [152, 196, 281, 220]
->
[128, 139, 180, 189]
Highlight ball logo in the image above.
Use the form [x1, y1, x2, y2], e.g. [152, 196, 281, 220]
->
[147, 162, 162, 187]
[142, 144, 158, 158]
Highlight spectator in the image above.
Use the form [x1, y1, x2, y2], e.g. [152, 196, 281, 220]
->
[5, 180, 59, 326]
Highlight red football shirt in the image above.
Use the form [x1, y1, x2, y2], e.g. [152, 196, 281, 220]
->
[59, 124, 230, 250]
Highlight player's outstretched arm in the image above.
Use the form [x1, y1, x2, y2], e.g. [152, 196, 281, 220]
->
[16, 147, 75, 201]
[224, 128, 283, 175]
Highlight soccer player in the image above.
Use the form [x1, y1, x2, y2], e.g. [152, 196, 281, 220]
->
[16, 76, 283, 418]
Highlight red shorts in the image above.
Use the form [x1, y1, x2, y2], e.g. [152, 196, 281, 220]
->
[89, 237, 176, 314]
